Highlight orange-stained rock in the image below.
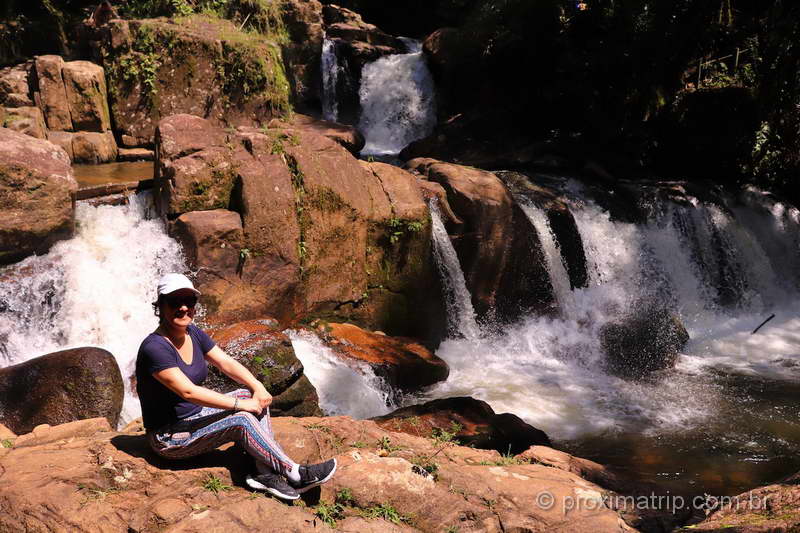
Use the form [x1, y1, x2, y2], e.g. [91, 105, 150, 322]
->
[270, 113, 365, 154]
[325, 323, 448, 391]
[34, 55, 72, 131]
[373, 397, 550, 454]
[0, 415, 639, 533]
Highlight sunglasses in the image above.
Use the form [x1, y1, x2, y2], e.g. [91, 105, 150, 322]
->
[164, 294, 198, 309]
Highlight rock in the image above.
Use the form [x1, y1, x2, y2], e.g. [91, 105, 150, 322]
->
[117, 147, 154, 161]
[33, 55, 72, 131]
[270, 113, 365, 154]
[407, 158, 555, 321]
[601, 305, 689, 379]
[71, 130, 118, 163]
[0, 62, 34, 107]
[500, 171, 588, 289]
[62, 60, 112, 132]
[281, 0, 325, 109]
[0, 423, 16, 440]
[203, 318, 322, 416]
[373, 397, 550, 454]
[2, 106, 47, 139]
[0, 416, 638, 532]
[518, 445, 628, 493]
[0, 347, 123, 434]
[103, 16, 290, 146]
[13, 417, 112, 448]
[416, 178, 463, 227]
[47, 130, 74, 160]
[0, 127, 76, 265]
[155, 115, 440, 338]
[324, 322, 449, 392]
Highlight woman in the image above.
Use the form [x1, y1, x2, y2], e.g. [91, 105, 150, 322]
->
[135, 273, 336, 500]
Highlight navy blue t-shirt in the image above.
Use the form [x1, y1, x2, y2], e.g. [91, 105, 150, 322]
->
[135, 324, 216, 430]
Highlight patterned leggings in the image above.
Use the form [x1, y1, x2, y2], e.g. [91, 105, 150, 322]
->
[147, 389, 296, 475]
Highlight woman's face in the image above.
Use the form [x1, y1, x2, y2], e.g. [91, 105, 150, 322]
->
[160, 289, 197, 329]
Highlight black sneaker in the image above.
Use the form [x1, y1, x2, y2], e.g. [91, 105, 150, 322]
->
[290, 458, 337, 493]
[245, 472, 300, 500]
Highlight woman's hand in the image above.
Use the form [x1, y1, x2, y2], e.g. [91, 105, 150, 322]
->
[252, 388, 273, 410]
[237, 397, 265, 415]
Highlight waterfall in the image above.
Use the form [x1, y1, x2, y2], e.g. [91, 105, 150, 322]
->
[288, 330, 394, 418]
[0, 193, 187, 425]
[321, 37, 340, 122]
[358, 38, 436, 156]
[429, 200, 480, 340]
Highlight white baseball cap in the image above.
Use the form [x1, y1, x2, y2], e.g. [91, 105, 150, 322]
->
[157, 273, 201, 296]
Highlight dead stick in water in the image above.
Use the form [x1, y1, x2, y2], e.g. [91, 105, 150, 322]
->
[752, 313, 775, 334]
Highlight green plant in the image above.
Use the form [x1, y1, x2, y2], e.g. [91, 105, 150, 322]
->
[305, 423, 332, 433]
[335, 488, 354, 505]
[350, 440, 368, 448]
[377, 436, 402, 453]
[445, 526, 461, 533]
[201, 474, 232, 493]
[360, 503, 412, 525]
[386, 217, 425, 244]
[1, 439, 13, 448]
[315, 499, 345, 528]
[431, 422, 462, 446]
[410, 454, 439, 481]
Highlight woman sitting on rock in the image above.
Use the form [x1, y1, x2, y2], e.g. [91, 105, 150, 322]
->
[136, 273, 336, 500]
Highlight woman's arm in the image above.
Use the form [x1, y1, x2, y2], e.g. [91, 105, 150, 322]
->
[153, 367, 262, 414]
[204, 345, 272, 409]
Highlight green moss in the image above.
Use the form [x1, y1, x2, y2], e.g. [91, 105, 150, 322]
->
[178, 166, 237, 213]
[308, 187, 348, 213]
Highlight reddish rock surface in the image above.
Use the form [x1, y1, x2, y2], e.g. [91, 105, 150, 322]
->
[373, 396, 550, 454]
[34, 55, 72, 131]
[324, 323, 448, 391]
[0, 127, 76, 265]
[72, 130, 118, 163]
[62, 60, 112, 132]
[0, 416, 640, 532]
[3, 105, 47, 139]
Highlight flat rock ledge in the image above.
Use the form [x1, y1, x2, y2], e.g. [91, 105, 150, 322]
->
[0, 417, 641, 532]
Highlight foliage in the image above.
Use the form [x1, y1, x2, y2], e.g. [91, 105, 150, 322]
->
[201, 473, 233, 493]
[377, 436, 402, 453]
[431, 422, 462, 446]
[387, 218, 425, 244]
[360, 503, 413, 525]
[314, 499, 346, 527]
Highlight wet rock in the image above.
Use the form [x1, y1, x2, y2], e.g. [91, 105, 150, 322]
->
[0, 416, 638, 533]
[324, 322, 449, 392]
[0, 127, 76, 265]
[62, 60, 111, 132]
[281, 0, 325, 109]
[0, 347, 123, 434]
[169, 208, 244, 285]
[204, 319, 322, 417]
[72, 130, 118, 163]
[373, 396, 550, 454]
[601, 305, 689, 379]
[117, 147, 154, 161]
[2, 106, 47, 139]
[407, 158, 555, 321]
[34, 55, 72, 131]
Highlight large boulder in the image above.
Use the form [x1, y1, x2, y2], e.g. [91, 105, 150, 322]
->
[156, 115, 442, 339]
[102, 16, 291, 147]
[0, 347, 124, 434]
[270, 113, 365, 154]
[372, 396, 549, 454]
[34, 55, 72, 131]
[0, 416, 639, 532]
[2, 106, 47, 139]
[62, 60, 112, 132]
[204, 318, 322, 417]
[71, 130, 118, 163]
[323, 322, 449, 392]
[601, 305, 689, 379]
[0, 127, 76, 265]
[407, 158, 555, 322]
[0, 62, 34, 108]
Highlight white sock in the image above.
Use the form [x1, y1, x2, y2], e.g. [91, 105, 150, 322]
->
[285, 462, 301, 482]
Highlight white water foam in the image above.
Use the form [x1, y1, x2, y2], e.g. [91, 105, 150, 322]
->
[429, 200, 480, 340]
[288, 329, 393, 419]
[0, 193, 186, 425]
[358, 38, 437, 155]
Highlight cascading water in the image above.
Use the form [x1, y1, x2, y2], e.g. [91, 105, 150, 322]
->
[288, 330, 394, 418]
[429, 200, 480, 340]
[0, 193, 186, 425]
[358, 38, 436, 156]
[321, 37, 340, 122]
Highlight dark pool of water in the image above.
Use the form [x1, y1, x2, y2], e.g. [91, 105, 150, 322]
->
[73, 161, 154, 188]
[559, 372, 800, 498]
